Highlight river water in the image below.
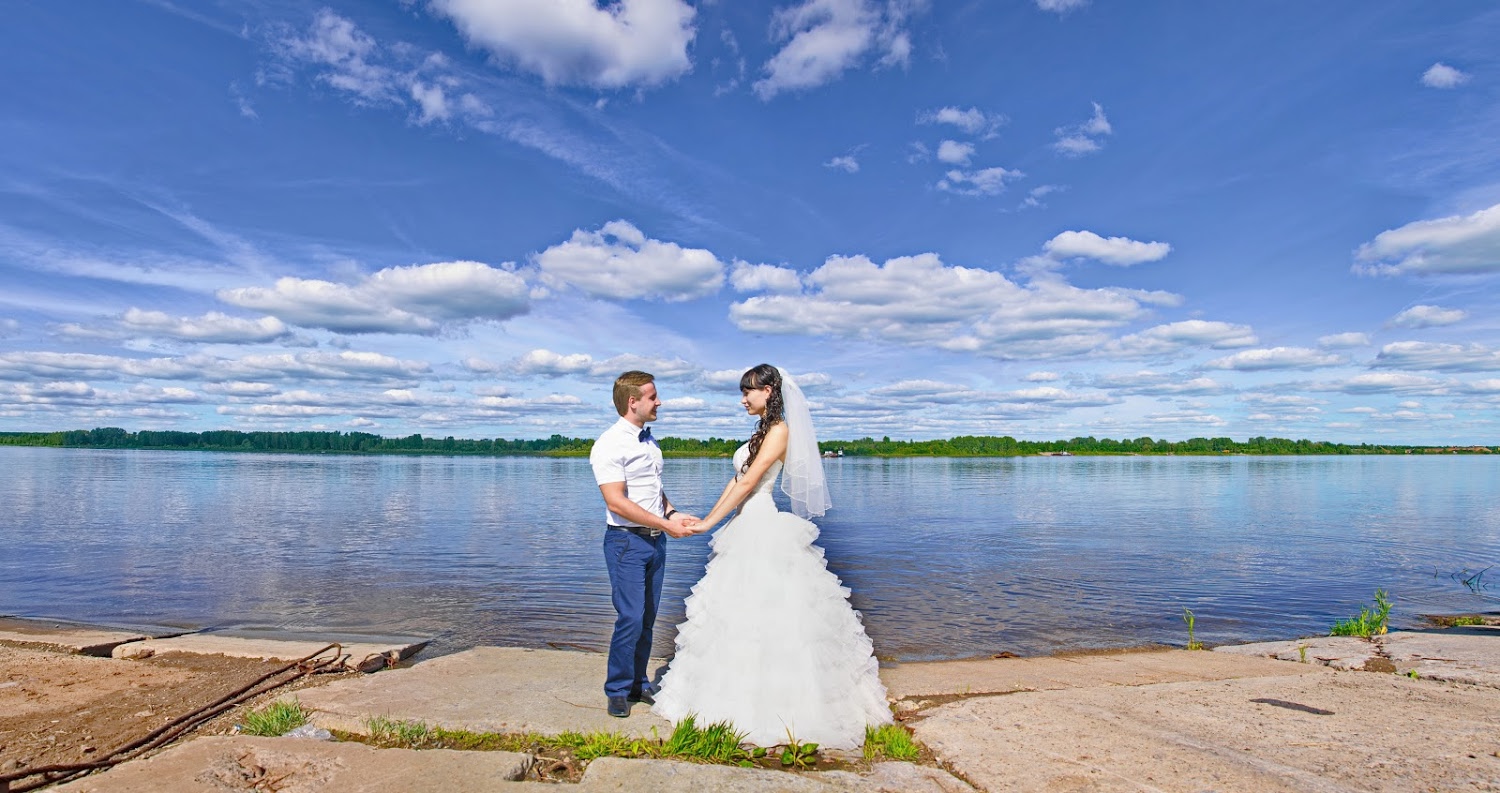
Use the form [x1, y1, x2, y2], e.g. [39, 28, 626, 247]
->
[2, 447, 1495, 660]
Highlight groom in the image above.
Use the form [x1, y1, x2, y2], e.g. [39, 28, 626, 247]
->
[590, 370, 698, 718]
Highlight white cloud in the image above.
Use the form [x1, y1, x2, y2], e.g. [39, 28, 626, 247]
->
[1318, 332, 1371, 349]
[119, 309, 291, 344]
[409, 81, 450, 124]
[1372, 341, 1500, 372]
[1354, 203, 1500, 275]
[430, 0, 696, 89]
[1238, 393, 1324, 414]
[937, 166, 1024, 196]
[127, 385, 202, 404]
[0, 350, 429, 385]
[993, 386, 1118, 408]
[1019, 184, 1063, 210]
[1041, 230, 1171, 266]
[502, 348, 700, 380]
[1091, 371, 1229, 396]
[936, 140, 975, 165]
[918, 106, 1005, 138]
[223, 350, 432, 382]
[1308, 372, 1446, 395]
[1105, 320, 1258, 358]
[1036, 0, 1088, 14]
[753, 0, 920, 100]
[1204, 347, 1345, 371]
[535, 220, 724, 301]
[276, 9, 397, 103]
[730, 261, 803, 293]
[201, 381, 280, 397]
[824, 154, 860, 173]
[219, 260, 529, 334]
[729, 252, 1181, 359]
[1421, 62, 1469, 89]
[507, 348, 596, 377]
[1387, 304, 1468, 328]
[1052, 102, 1111, 157]
[0, 319, 19, 338]
[1024, 371, 1060, 382]
[0, 352, 200, 382]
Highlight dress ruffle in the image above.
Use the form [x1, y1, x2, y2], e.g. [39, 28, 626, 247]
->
[651, 492, 892, 749]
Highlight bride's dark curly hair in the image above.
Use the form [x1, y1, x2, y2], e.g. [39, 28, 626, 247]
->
[739, 363, 784, 475]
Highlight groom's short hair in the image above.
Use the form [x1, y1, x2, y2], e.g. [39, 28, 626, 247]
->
[612, 371, 655, 416]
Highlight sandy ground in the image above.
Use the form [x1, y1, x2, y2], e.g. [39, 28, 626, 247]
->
[0, 643, 343, 780]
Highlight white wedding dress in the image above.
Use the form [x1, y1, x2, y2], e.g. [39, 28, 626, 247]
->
[651, 444, 892, 749]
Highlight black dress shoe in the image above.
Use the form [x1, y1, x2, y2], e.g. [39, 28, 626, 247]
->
[628, 689, 655, 705]
[607, 696, 630, 718]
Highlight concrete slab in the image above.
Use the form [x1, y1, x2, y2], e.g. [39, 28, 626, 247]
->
[574, 757, 973, 793]
[50, 736, 533, 793]
[296, 646, 674, 738]
[0, 617, 148, 657]
[109, 634, 426, 672]
[912, 669, 1500, 792]
[1217, 627, 1500, 688]
[1215, 635, 1384, 670]
[882, 648, 1318, 702]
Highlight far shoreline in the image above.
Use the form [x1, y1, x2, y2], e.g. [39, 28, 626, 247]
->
[3, 428, 1496, 458]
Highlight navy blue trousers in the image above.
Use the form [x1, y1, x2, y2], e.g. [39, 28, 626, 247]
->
[602, 528, 667, 698]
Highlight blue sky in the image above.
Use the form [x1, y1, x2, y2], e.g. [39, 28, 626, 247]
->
[2, 0, 1499, 443]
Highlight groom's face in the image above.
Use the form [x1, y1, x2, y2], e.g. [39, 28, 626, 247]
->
[628, 382, 660, 424]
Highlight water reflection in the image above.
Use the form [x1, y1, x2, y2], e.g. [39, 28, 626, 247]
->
[2, 448, 1496, 660]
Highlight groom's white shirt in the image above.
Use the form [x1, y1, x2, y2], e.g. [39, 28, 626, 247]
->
[590, 417, 664, 527]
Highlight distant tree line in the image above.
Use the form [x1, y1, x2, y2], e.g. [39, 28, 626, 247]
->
[0, 428, 1494, 457]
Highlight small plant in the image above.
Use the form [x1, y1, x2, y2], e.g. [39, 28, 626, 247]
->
[1437, 615, 1486, 627]
[1406, 669, 1420, 679]
[1182, 608, 1204, 650]
[365, 716, 434, 747]
[864, 724, 919, 761]
[1330, 589, 1393, 637]
[1297, 644, 1308, 663]
[778, 728, 819, 768]
[661, 716, 753, 764]
[240, 699, 309, 736]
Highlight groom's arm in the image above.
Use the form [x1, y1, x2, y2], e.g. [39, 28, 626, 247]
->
[598, 483, 694, 537]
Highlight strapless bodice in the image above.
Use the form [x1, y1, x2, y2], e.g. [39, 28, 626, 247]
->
[733, 443, 782, 497]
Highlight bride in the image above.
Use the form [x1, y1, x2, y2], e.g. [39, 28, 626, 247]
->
[651, 364, 892, 750]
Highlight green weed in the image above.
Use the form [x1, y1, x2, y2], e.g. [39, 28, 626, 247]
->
[864, 724, 919, 761]
[662, 716, 754, 764]
[1182, 608, 1204, 650]
[1297, 644, 1308, 663]
[365, 716, 434, 746]
[778, 727, 819, 769]
[1330, 589, 1393, 637]
[240, 699, 309, 736]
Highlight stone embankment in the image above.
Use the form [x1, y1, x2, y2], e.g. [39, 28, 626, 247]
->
[4, 618, 1497, 792]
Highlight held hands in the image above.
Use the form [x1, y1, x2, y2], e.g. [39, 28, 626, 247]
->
[663, 512, 707, 538]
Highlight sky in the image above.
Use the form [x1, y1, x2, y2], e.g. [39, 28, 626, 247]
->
[2, 1, 1499, 444]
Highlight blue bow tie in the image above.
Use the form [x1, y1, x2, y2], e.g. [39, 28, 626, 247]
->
[638, 426, 653, 443]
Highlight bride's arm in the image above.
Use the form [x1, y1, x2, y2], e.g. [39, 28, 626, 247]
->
[693, 423, 789, 531]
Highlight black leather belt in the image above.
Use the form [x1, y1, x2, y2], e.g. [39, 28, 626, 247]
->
[607, 524, 662, 539]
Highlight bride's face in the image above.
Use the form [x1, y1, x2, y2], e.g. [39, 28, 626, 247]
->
[740, 385, 773, 416]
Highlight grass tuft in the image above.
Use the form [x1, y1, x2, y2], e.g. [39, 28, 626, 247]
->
[864, 724, 919, 761]
[240, 699, 309, 736]
[1182, 608, 1204, 650]
[1330, 589, 1393, 637]
[662, 716, 754, 763]
[365, 716, 435, 747]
